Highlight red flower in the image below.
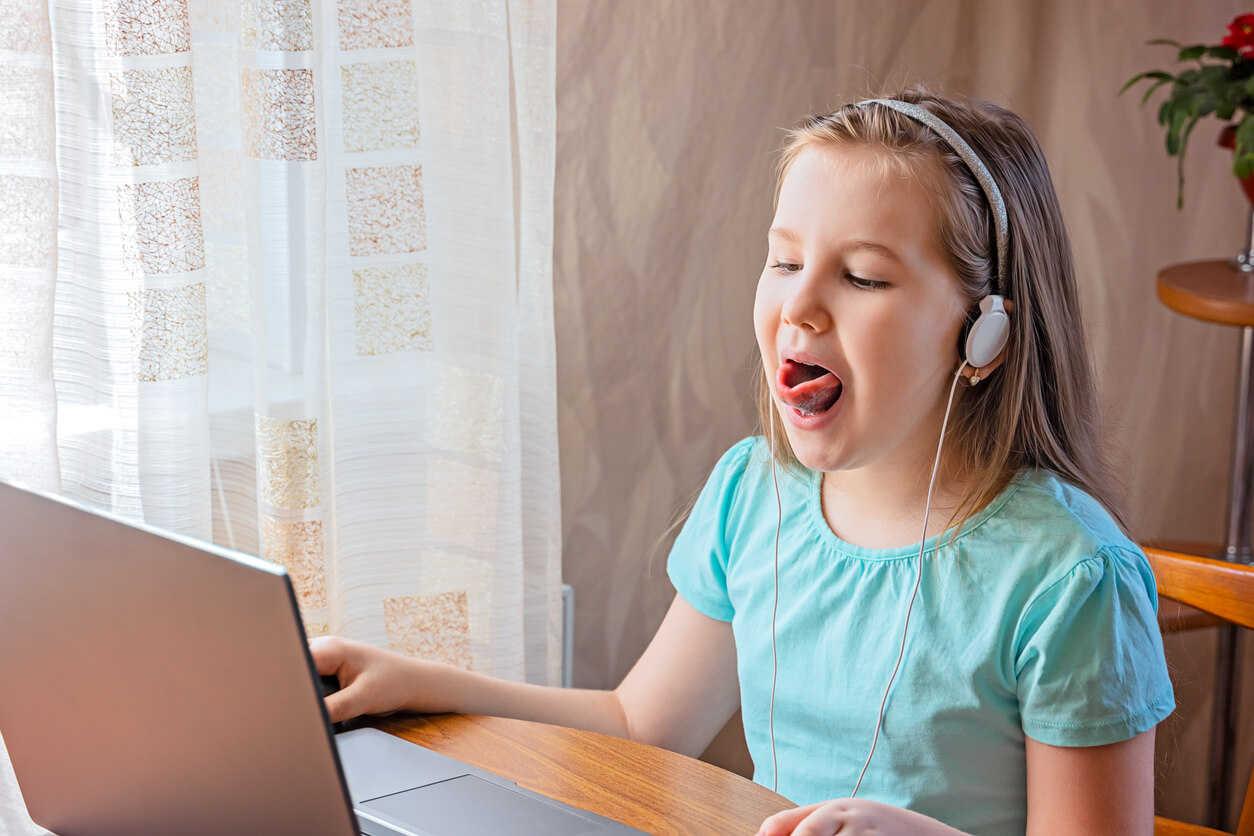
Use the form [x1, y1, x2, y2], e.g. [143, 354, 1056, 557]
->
[1222, 13, 1254, 58]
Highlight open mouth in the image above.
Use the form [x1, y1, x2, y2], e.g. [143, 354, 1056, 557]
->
[777, 359, 843, 417]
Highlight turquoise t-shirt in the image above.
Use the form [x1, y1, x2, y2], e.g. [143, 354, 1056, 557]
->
[667, 437, 1174, 836]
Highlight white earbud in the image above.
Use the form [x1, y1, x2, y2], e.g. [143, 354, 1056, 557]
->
[964, 294, 1010, 369]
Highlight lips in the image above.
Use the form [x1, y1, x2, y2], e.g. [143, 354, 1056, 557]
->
[776, 358, 842, 415]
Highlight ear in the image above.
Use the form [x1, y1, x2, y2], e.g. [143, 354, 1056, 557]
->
[963, 299, 1014, 384]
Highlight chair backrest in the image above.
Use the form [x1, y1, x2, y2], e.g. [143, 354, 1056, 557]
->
[1145, 547, 1254, 836]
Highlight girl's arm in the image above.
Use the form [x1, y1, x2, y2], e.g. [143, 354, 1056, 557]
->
[311, 594, 741, 757]
[757, 730, 1157, 836]
[1024, 730, 1156, 835]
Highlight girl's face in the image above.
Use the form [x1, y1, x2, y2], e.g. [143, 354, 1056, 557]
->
[753, 145, 969, 476]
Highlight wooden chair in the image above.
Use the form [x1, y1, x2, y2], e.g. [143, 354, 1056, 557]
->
[1145, 547, 1254, 836]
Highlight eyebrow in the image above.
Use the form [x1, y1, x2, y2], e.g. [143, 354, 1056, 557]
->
[767, 228, 904, 265]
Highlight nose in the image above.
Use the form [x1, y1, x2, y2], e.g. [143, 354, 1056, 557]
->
[779, 270, 832, 333]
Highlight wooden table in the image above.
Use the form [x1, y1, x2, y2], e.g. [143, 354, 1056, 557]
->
[1158, 260, 1254, 327]
[368, 714, 794, 836]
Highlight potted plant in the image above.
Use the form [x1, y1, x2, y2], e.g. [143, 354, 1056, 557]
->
[1122, 14, 1254, 209]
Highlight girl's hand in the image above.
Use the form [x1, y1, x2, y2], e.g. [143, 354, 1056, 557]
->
[309, 635, 435, 724]
[756, 799, 968, 836]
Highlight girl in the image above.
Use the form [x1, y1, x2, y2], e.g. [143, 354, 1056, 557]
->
[312, 88, 1173, 835]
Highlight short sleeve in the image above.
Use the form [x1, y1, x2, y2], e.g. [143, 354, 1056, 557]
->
[1014, 547, 1175, 747]
[666, 438, 759, 622]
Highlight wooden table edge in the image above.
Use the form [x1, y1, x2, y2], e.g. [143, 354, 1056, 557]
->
[367, 713, 794, 836]
[1157, 260, 1254, 327]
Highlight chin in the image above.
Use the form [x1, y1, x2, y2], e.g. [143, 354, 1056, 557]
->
[782, 431, 847, 473]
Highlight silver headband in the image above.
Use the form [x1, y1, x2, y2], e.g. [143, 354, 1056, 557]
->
[854, 98, 1009, 298]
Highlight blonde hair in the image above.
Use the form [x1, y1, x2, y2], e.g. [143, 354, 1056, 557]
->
[758, 86, 1124, 530]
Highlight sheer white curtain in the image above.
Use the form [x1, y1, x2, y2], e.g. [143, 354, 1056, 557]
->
[0, 0, 558, 830]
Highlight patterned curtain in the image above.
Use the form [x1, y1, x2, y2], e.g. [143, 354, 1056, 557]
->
[0, 0, 558, 829]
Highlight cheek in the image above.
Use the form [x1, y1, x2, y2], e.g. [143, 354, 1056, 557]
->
[752, 275, 777, 354]
[928, 306, 967, 368]
[849, 306, 958, 385]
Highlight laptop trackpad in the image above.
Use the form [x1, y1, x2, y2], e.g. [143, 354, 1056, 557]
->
[360, 774, 602, 836]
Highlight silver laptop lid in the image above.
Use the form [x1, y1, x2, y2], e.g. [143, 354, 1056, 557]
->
[0, 480, 358, 836]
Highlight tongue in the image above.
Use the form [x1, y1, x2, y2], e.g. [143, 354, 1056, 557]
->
[777, 360, 842, 413]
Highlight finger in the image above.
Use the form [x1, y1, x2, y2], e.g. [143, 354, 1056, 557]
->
[309, 636, 343, 675]
[757, 802, 825, 836]
[790, 808, 841, 836]
[323, 686, 362, 725]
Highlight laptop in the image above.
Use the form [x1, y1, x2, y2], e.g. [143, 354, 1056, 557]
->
[0, 480, 648, 835]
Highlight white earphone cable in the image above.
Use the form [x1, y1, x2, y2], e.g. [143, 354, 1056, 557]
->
[766, 362, 969, 799]
[768, 415, 782, 794]
[849, 361, 967, 797]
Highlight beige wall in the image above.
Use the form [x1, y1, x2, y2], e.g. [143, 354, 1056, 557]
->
[555, 0, 1247, 821]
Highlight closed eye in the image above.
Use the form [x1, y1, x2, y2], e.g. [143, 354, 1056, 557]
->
[846, 273, 890, 291]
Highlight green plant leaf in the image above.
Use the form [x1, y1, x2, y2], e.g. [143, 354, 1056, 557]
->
[1178, 113, 1202, 164]
[1174, 67, 1202, 88]
[1119, 70, 1174, 96]
[1142, 77, 1174, 106]
[1118, 75, 1143, 95]
[1157, 98, 1174, 129]
[1201, 64, 1230, 93]
[1219, 74, 1250, 121]
[1166, 107, 1188, 155]
[1237, 114, 1254, 159]
[1167, 75, 1213, 124]
[1129, 36, 1254, 209]
[1208, 45, 1241, 61]
[1176, 114, 1205, 206]
[1233, 118, 1254, 179]
[1176, 156, 1186, 208]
